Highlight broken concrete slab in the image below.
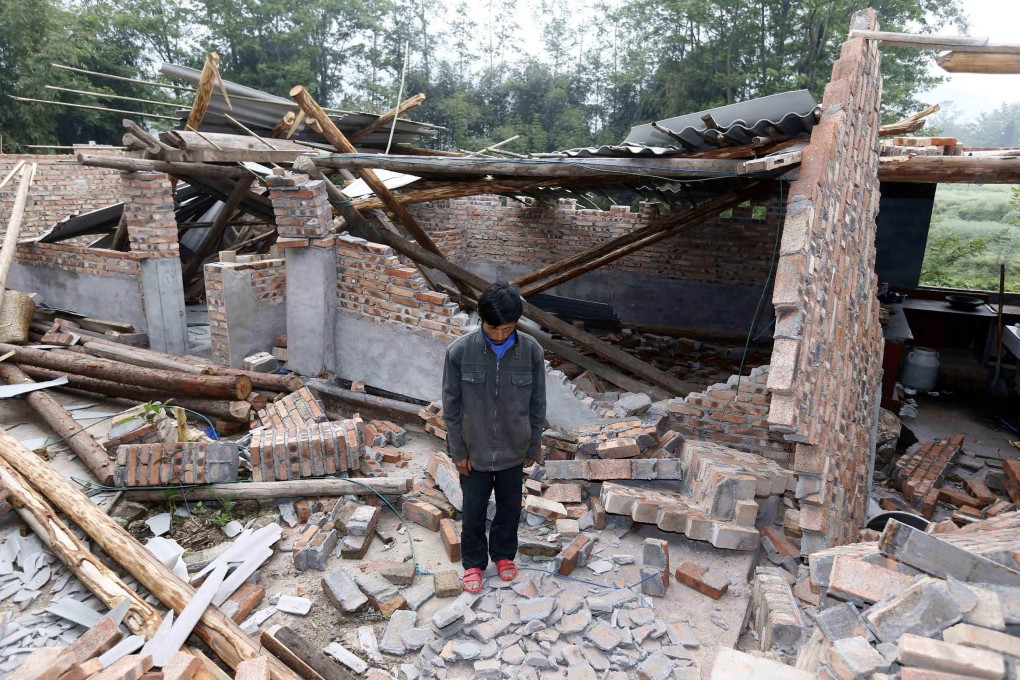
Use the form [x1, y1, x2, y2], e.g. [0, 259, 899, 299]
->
[380, 609, 417, 655]
[864, 577, 962, 644]
[880, 520, 1020, 587]
[323, 568, 368, 613]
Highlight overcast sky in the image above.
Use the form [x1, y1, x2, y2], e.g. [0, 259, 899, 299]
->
[921, 0, 1020, 120]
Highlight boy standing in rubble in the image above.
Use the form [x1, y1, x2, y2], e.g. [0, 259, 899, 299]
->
[442, 282, 546, 593]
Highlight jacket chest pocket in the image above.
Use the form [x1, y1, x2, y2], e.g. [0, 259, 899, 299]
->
[510, 373, 532, 388]
[461, 363, 486, 385]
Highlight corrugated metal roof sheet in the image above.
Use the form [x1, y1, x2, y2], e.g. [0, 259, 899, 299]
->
[559, 90, 819, 157]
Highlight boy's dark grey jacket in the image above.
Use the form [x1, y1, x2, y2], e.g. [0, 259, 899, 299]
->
[442, 327, 546, 471]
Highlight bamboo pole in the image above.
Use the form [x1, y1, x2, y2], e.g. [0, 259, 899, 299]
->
[0, 428, 300, 680]
[348, 93, 426, 142]
[0, 447, 160, 635]
[0, 364, 114, 484]
[7, 95, 178, 120]
[0, 163, 35, 293]
[0, 160, 25, 191]
[17, 365, 253, 422]
[0, 344, 252, 400]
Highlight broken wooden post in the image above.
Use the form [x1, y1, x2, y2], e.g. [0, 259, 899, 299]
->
[16, 365, 252, 423]
[188, 52, 224, 131]
[0, 363, 115, 484]
[0, 427, 302, 680]
[348, 93, 426, 142]
[0, 451, 160, 635]
[0, 344, 252, 400]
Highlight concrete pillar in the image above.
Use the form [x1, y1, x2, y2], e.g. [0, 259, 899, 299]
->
[120, 171, 188, 354]
[284, 245, 336, 377]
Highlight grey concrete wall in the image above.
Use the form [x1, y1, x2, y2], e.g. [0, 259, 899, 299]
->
[332, 313, 600, 429]
[219, 267, 287, 368]
[9, 261, 147, 331]
[468, 260, 772, 335]
[140, 258, 189, 355]
[285, 246, 337, 377]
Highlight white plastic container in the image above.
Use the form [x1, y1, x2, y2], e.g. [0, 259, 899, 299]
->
[902, 348, 939, 392]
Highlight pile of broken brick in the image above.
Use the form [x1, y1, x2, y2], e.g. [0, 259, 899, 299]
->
[724, 510, 1020, 679]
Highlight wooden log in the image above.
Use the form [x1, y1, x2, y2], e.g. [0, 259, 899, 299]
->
[16, 365, 252, 422]
[259, 629, 326, 680]
[306, 379, 422, 418]
[0, 344, 251, 400]
[0, 364, 115, 484]
[123, 477, 412, 503]
[289, 86, 468, 295]
[879, 104, 940, 137]
[77, 154, 251, 179]
[0, 163, 36, 292]
[849, 30, 1020, 54]
[348, 93, 426, 142]
[936, 51, 1020, 73]
[123, 120, 178, 156]
[0, 428, 302, 680]
[878, 155, 1020, 184]
[270, 112, 296, 138]
[83, 341, 211, 375]
[312, 154, 747, 179]
[183, 178, 250, 283]
[271, 627, 356, 680]
[0, 441, 160, 635]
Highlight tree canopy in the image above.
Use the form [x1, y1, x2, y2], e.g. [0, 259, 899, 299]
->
[0, 0, 968, 153]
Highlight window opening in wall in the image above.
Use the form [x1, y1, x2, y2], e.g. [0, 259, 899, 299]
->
[920, 183, 1020, 292]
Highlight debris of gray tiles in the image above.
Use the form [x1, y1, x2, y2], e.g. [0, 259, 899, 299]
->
[145, 512, 172, 537]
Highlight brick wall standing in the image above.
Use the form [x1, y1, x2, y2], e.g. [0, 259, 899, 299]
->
[206, 258, 287, 366]
[409, 193, 784, 286]
[13, 242, 143, 278]
[121, 171, 180, 258]
[668, 366, 796, 465]
[0, 147, 123, 240]
[765, 10, 885, 553]
[334, 233, 471, 344]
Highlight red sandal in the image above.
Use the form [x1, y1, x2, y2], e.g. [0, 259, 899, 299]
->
[462, 567, 483, 593]
[496, 559, 518, 582]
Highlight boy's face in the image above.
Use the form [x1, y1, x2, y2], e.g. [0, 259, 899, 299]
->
[482, 321, 517, 344]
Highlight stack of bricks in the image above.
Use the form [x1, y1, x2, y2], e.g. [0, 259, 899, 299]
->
[418, 401, 447, 439]
[750, 566, 805, 656]
[596, 439, 793, 550]
[0, 148, 122, 240]
[113, 441, 239, 486]
[410, 193, 786, 287]
[266, 170, 334, 239]
[893, 434, 965, 517]
[249, 420, 363, 481]
[120, 171, 179, 257]
[254, 387, 328, 430]
[358, 419, 407, 448]
[765, 9, 885, 553]
[668, 366, 794, 464]
[336, 233, 471, 344]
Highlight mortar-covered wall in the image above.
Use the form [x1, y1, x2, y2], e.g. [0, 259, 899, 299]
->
[0, 147, 123, 240]
[206, 258, 287, 367]
[765, 10, 885, 553]
[410, 193, 784, 333]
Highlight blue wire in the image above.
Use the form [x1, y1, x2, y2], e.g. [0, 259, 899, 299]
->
[751, 317, 776, 343]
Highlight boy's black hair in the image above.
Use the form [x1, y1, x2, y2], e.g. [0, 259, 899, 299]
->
[478, 282, 523, 326]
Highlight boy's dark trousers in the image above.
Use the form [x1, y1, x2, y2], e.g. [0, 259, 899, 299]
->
[459, 463, 523, 570]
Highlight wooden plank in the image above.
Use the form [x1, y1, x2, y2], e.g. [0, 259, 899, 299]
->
[0, 163, 36, 293]
[737, 150, 803, 175]
[850, 30, 1020, 54]
[937, 51, 1020, 73]
[878, 155, 1020, 184]
[272, 627, 357, 680]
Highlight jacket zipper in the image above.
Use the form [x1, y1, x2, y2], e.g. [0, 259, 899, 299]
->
[493, 354, 499, 470]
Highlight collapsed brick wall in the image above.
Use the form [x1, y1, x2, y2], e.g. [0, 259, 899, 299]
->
[410, 193, 784, 285]
[765, 10, 885, 553]
[206, 258, 287, 366]
[334, 233, 471, 344]
[0, 147, 123, 239]
[668, 366, 796, 465]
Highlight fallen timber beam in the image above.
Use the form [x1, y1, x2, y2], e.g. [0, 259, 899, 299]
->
[849, 30, 1020, 54]
[0, 364, 115, 485]
[878, 155, 1020, 184]
[879, 104, 940, 137]
[295, 157, 690, 395]
[0, 448, 160, 635]
[17, 365, 253, 423]
[512, 182, 767, 289]
[312, 153, 751, 180]
[77, 153, 251, 179]
[936, 51, 1020, 74]
[306, 379, 423, 419]
[0, 428, 303, 680]
[82, 340, 212, 375]
[289, 85, 466, 296]
[0, 344, 252, 400]
[349, 93, 426, 142]
[187, 52, 222, 130]
[124, 477, 412, 503]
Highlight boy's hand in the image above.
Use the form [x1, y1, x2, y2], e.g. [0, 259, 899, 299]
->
[456, 458, 471, 476]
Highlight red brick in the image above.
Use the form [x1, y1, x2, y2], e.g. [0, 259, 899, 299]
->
[403, 499, 443, 531]
[760, 526, 799, 560]
[439, 518, 461, 562]
[226, 582, 266, 623]
[64, 616, 122, 664]
[674, 562, 728, 599]
[964, 478, 997, 506]
[557, 535, 591, 575]
[588, 459, 632, 480]
[1003, 460, 1020, 504]
[161, 652, 201, 680]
